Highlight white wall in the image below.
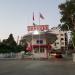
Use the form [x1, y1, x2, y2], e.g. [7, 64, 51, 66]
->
[50, 27, 67, 50]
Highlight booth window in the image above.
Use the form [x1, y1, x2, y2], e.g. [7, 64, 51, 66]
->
[34, 48, 39, 53]
[40, 48, 44, 53]
[36, 40, 43, 44]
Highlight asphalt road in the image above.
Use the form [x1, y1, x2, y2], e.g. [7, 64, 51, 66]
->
[0, 60, 75, 75]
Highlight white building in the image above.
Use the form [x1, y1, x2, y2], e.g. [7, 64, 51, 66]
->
[49, 27, 68, 51]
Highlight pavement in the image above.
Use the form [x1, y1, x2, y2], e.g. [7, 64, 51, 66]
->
[0, 59, 75, 75]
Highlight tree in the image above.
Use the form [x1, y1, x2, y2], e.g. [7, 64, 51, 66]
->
[5, 34, 17, 53]
[72, 32, 75, 46]
[68, 39, 74, 49]
[0, 34, 24, 53]
[59, 0, 75, 50]
[6, 34, 17, 46]
[59, 0, 75, 31]
[19, 36, 28, 52]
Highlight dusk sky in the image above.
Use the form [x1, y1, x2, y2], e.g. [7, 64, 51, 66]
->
[0, 0, 65, 41]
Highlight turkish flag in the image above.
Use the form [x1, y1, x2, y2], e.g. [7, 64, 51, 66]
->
[26, 42, 32, 52]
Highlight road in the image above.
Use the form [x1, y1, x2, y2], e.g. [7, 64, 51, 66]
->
[0, 59, 75, 75]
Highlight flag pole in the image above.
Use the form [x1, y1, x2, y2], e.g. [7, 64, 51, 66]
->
[32, 32, 34, 60]
[39, 13, 40, 25]
[32, 12, 34, 59]
[39, 12, 40, 60]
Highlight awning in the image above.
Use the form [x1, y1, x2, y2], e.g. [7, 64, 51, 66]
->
[32, 44, 51, 49]
[26, 44, 52, 51]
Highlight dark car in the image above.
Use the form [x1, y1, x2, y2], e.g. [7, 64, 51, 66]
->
[55, 52, 63, 58]
[50, 51, 63, 58]
[55, 53, 62, 58]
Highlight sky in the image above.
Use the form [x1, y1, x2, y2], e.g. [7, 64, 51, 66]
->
[0, 0, 65, 41]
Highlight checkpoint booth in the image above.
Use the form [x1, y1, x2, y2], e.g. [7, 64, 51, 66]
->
[23, 25, 57, 59]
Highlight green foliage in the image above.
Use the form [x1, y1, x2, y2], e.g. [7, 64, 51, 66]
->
[72, 32, 75, 46]
[0, 34, 23, 53]
[19, 37, 28, 52]
[16, 45, 23, 53]
[58, 0, 75, 50]
[68, 39, 74, 50]
[58, 0, 75, 31]
[6, 34, 17, 46]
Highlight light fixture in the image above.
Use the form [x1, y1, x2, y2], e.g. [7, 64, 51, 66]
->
[32, 30, 39, 35]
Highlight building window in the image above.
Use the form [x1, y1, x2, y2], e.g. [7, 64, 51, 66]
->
[61, 42, 64, 45]
[34, 48, 39, 53]
[56, 42, 59, 44]
[37, 40, 39, 44]
[34, 48, 44, 53]
[54, 43, 56, 46]
[40, 40, 43, 44]
[40, 48, 44, 53]
[61, 38, 64, 40]
[36, 40, 43, 44]
[61, 34, 64, 36]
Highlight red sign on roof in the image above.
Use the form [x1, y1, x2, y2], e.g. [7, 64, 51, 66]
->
[27, 25, 49, 31]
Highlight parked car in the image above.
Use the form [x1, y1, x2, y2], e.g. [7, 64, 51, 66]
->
[50, 52, 63, 58]
[55, 53, 63, 58]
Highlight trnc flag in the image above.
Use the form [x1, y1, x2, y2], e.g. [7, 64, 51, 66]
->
[40, 13, 44, 19]
[33, 12, 34, 21]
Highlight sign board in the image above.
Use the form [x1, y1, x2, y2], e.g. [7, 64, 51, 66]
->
[27, 25, 49, 31]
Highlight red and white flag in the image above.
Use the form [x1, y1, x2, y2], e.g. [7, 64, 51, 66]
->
[26, 42, 32, 51]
